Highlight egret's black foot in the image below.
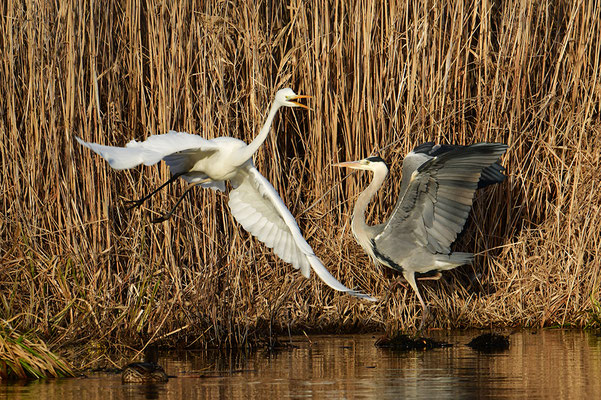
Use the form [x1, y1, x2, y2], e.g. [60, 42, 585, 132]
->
[151, 213, 172, 223]
[124, 199, 145, 210]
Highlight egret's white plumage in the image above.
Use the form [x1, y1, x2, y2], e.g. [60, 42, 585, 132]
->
[77, 88, 375, 301]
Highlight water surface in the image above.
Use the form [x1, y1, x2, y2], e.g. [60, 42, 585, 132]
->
[2, 330, 600, 399]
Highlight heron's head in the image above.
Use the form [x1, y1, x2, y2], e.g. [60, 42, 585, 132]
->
[274, 88, 311, 109]
[334, 156, 388, 173]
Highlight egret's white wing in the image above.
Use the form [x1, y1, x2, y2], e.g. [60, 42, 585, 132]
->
[76, 131, 219, 170]
[76, 136, 162, 169]
[377, 143, 508, 256]
[229, 166, 376, 301]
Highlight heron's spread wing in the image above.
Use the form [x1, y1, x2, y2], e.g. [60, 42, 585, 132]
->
[228, 166, 376, 301]
[378, 143, 508, 255]
[406, 142, 507, 189]
[76, 131, 219, 170]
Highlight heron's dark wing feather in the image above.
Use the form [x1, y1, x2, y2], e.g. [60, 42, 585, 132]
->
[377, 143, 508, 255]
[410, 142, 507, 189]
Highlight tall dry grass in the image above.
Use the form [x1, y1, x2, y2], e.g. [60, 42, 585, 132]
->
[1, 0, 600, 360]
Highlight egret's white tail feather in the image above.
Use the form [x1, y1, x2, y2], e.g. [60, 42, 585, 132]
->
[308, 255, 378, 301]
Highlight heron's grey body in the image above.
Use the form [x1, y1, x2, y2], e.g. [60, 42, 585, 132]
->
[337, 142, 508, 327]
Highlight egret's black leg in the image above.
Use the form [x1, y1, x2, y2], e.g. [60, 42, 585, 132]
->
[151, 185, 197, 223]
[124, 172, 184, 210]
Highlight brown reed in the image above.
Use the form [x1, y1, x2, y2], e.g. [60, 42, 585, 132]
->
[0, 323, 75, 379]
[1, 0, 600, 364]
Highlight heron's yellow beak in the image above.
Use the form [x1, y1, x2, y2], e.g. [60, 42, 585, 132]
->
[288, 94, 312, 110]
[333, 160, 362, 169]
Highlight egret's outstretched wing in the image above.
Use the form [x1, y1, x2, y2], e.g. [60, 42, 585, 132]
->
[377, 143, 508, 255]
[76, 131, 219, 170]
[229, 166, 376, 301]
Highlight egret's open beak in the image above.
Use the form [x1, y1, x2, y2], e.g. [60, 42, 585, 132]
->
[333, 160, 362, 169]
[288, 94, 312, 110]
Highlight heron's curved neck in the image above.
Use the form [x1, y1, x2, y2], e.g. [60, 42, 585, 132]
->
[235, 101, 281, 165]
[352, 167, 388, 239]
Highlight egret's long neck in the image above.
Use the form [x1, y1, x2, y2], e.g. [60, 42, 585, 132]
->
[351, 166, 388, 245]
[235, 102, 281, 165]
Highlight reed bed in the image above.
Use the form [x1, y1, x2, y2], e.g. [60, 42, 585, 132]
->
[1, 0, 600, 362]
[0, 323, 75, 379]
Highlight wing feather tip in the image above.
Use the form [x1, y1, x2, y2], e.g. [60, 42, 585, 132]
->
[348, 291, 378, 302]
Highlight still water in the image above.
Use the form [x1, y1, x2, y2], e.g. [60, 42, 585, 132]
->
[2, 330, 600, 399]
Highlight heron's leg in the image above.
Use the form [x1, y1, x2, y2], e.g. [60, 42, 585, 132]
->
[151, 178, 211, 223]
[404, 271, 429, 332]
[389, 277, 407, 290]
[381, 276, 406, 303]
[125, 172, 184, 210]
[417, 271, 442, 281]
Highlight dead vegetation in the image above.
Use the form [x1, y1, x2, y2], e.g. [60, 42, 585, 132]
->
[0, 322, 75, 379]
[1, 0, 600, 363]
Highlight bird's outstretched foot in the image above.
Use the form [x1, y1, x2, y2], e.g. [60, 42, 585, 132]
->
[124, 199, 145, 210]
[417, 271, 442, 281]
[149, 185, 197, 223]
[151, 212, 173, 224]
[388, 277, 407, 292]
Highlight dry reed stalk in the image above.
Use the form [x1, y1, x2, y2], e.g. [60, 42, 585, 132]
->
[0, 324, 75, 379]
[1, 0, 600, 363]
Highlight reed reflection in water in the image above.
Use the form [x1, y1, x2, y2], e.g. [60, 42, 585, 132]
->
[1, 330, 600, 399]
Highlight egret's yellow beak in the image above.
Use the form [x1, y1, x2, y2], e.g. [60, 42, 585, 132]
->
[287, 94, 312, 110]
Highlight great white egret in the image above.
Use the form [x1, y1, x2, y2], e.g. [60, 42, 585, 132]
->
[334, 142, 508, 326]
[77, 88, 375, 301]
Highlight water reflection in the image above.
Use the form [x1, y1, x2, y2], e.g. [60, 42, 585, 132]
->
[1, 330, 600, 399]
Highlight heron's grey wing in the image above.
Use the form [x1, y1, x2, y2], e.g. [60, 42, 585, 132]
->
[228, 166, 376, 301]
[407, 142, 506, 190]
[76, 131, 219, 170]
[377, 143, 508, 255]
[398, 147, 435, 200]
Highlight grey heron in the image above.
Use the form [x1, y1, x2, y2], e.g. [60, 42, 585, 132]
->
[76, 88, 376, 301]
[334, 142, 508, 326]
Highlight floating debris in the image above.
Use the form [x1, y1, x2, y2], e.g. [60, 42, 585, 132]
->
[121, 362, 168, 383]
[260, 337, 299, 354]
[466, 333, 510, 352]
[374, 334, 451, 350]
